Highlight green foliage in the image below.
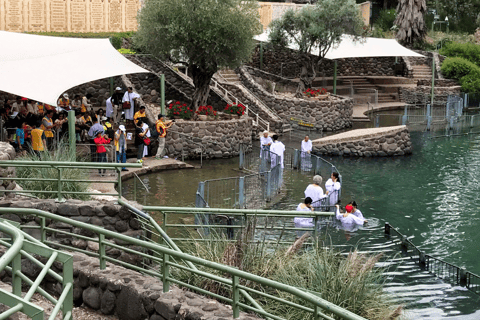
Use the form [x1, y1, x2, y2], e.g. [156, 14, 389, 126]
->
[440, 42, 480, 68]
[16, 141, 90, 200]
[375, 9, 397, 31]
[432, 0, 480, 33]
[441, 57, 480, 80]
[460, 73, 480, 93]
[110, 35, 123, 49]
[269, 0, 365, 58]
[118, 48, 136, 55]
[174, 230, 402, 320]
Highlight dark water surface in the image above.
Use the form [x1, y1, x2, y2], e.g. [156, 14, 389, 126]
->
[123, 131, 480, 319]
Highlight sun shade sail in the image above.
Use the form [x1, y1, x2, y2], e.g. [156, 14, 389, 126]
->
[0, 31, 150, 106]
[254, 31, 424, 59]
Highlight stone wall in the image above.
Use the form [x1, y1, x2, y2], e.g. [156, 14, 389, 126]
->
[0, 251, 260, 320]
[166, 117, 252, 159]
[0, 142, 17, 195]
[238, 67, 353, 132]
[313, 125, 412, 157]
[247, 44, 399, 78]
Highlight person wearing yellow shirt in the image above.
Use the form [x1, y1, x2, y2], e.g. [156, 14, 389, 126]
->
[57, 93, 70, 110]
[154, 114, 174, 159]
[30, 123, 46, 157]
[41, 110, 55, 149]
[134, 106, 148, 125]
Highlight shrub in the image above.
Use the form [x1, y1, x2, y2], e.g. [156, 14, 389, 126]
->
[16, 140, 90, 200]
[440, 42, 480, 67]
[441, 57, 480, 80]
[374, 9, 397, 31]
[110, 34, 123, 49]
[167, 101, 194, 120]
[460, 73, 480, 93]
[224, 103, 246, 116]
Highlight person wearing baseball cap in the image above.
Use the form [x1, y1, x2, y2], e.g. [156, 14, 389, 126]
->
[110, 87, 124, 124]
[115, 124, 128, 171]
[154, 113, 174, 159]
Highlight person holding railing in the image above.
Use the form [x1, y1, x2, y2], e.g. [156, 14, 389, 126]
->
[260, 130, 272, 159]
[270, 135, 285, 168]
[154, 114, 173, 160]
[294, 197, 314, 237]
[94, 131, 111, 176]
[325, 172, 341, 209]
[88, 117, 104, 162]
[305, 175, 327, 209]
[301, 135, 312, 170]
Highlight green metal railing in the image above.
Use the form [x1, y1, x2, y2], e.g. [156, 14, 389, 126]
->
[0, 218, 73, 320]
[0, 207, 367, 320]
[0, 160, 142, 201]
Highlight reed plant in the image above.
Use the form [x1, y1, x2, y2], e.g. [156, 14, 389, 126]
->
[16, 141, 90, 200]
[174, 223, 403, 320]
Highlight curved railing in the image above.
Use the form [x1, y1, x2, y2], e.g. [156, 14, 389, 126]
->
[0, 207, 367, 320]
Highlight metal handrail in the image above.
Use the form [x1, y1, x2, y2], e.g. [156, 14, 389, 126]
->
[1, 207, 366, 320]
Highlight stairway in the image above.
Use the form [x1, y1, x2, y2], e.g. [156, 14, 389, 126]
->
[218, 69, 242, 85]
[411, 64, 432, 80]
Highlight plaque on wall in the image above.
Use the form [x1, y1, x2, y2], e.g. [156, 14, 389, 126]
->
[29, 0, 47, 31]
[50, 0, 67, 32]
[90, 0, 105, 32]
[108, 0, 123, 32]
[70, 0, 87, 32]
[124, 0, 138, 31]
[4, 0, 24, 32]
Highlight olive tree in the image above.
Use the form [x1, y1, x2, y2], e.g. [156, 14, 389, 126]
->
[135, 0, 261, 110]
[394, 0, 427, 46]
[268, 0, 365, 96]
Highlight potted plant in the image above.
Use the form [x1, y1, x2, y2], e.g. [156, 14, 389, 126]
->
[317, 87, 329, 100]
[196, 105, 217, 121]
[303, 88, 329, 100]
[224, 103, 246, 118]
[167, 101, 194, 120]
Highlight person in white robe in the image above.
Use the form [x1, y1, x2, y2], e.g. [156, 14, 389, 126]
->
[301, 135, 312, 153]
[122, 87, 140, 121]
[335, 204, 366, 226]
[142, 122, 151, 158]
[260, 131, 273, 159]
[301, 135, 313, 170]
[294, 197, 314, 236]
[105, 97, 114, 119]
[325, 172, 341, 208]
[348, 201, 364, 219]
[304, 175, 327, 209]
[270, 135, 285, 168]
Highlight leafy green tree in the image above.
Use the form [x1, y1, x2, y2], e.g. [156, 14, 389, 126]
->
[135, 0, 261, 110]
[432, 0, 480, 33]
[394, 0, 427, 46]
[268, 0, 365, 95]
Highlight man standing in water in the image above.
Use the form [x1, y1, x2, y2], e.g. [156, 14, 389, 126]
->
[270, 135, 285, 169]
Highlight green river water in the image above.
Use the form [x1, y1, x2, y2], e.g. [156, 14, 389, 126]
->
[123, 130, 480, 319]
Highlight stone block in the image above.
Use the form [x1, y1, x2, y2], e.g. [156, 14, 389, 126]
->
[83, 287, 101, 310]
[116, 286, 146, 320]
[57, 204, 79, 216]
[154, 299, 178, 320]
[101, 289, 116, 315]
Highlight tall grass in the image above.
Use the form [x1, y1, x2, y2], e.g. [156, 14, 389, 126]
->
[174, 227, 403, 320]
[16, 141, 90, 200]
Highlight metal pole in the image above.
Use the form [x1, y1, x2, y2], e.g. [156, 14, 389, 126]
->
[68, 110, 76, 160]
[426, 104, 432, 131]
[109, 77, 114, 96]
[333, 61, 337, 95]
[259, 42, 263, 70]
[238, 177, 245, 209]
[239, 144, 244, 169]
[431, 55, 436, 106]
[161, 74, 166, 115]
[402, 105, 408, 125]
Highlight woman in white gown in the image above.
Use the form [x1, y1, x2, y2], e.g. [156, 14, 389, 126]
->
[304, 175, 327, 209]
[122, 87, 140, 121]
[335, 204, 367, 226]
[325, 172, 341, 208]
[294, 197, 314, 236]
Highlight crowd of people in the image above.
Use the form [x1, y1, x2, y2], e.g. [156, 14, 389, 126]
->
[1, 88, 174, 172]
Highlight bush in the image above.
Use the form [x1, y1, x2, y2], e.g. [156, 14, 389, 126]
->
[460, 73, 480, 93]
[224, 103, 246, 116]
[441, 57, 480, 80]
[374, 9, 397, 31]
[16, 140, 90, 200]
[440, 42, 480, 67]
[167, 101, 194, 119]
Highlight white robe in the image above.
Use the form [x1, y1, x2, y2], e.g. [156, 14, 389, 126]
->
[270, 141, 285, 168]
[122, 91, 140, 120]
[294, 203, 314, 228]
[335, 207, 365, 226]
[260, 136, 273, 157]
[352, 209, 364, 219]
[106, 97, 113, 118]
[304, 184, 326, 207]
[301, 140, 312, 153]
[142, 122, 150, 157]
[325, 178, 341, 206]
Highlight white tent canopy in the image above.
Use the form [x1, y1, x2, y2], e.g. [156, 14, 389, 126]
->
[254, 31, 424, 59]
[0, 31, 149, 107]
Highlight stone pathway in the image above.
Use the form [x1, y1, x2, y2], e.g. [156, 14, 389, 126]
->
[312, 125, 408, 147]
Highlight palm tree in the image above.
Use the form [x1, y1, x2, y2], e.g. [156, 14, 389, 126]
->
[394, 0, 427, 46]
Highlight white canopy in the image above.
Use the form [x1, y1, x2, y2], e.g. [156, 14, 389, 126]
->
[0, 31, 149, 106]
[254, 31, 424, 59]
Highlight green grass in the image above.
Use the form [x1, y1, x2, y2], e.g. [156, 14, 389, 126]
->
[173, 224, 403, 320]
[16, 140, 91, 200]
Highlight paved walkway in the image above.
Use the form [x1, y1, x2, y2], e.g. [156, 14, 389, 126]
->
[353, 102, 408, 121]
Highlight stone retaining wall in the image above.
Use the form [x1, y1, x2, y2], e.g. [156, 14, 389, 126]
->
[238, 67, 353, 131]
[166, 117, 252, 159]
[313, 125, 412, 157]
[247, 44, 399, 78]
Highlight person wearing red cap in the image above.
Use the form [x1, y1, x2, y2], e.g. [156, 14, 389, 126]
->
[335, 204, 367, 226]
[348, 201, 364, 220]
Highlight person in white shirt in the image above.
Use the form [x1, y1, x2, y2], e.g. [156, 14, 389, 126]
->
[11, 96, 23, 114]
[270, 135, 285, 168]
[82, 94, 93, 113]
[142, 121, 150, 158]
[304, 175, 327, 209]
[294, 197, 314, 236]
[301, 135, 312, 154]
[335, 204, 367, 226]
[122, 87, 140, 121]
[105, 97, 114, 120]
[325, 172, 341, 208]
[300, 135, 313, 170]
[348, 201, 364, 219]
[260, 130, 273, 159]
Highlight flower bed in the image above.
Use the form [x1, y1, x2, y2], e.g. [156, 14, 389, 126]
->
[167, 101, 194, 120]
[224, 103, 246, 116]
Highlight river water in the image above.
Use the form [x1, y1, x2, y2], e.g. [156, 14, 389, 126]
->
[123, 130, 480, 319]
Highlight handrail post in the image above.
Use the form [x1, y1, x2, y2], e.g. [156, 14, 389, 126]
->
[99, 234, 106, 270]
[239, 144, 244, 169]
[12, 250, 21, 297]
[134, 176, 137, 202]
[40, 217, 46, 243]
[62, 256, 74, 317]
[117, 167, 122, 200]
[238, 177, 245, 209]
[56, 167, 64, 202]
[266, 171, 272, 202]
[162, 253, 170, 293]
[293, 149, 299, 169]
[384, 222, 390, 235]
[315, 156, 321, 175]
[232, 275, 240, 318]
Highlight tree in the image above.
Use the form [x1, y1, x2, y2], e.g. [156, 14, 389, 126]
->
[394, 0, 427, 47]
[268, 0, 365, 96]
[135, 0, 261, 110]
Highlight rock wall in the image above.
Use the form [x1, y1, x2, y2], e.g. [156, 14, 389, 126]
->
[238, 67, 353, 132]
[0, 251, 260, 320]
[166, 117, 252, 159]
[0, 142, 17, 194]
[400, 86, 462, 105]
[313, 125, 412, 157]
[247, 44, 399, 78]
